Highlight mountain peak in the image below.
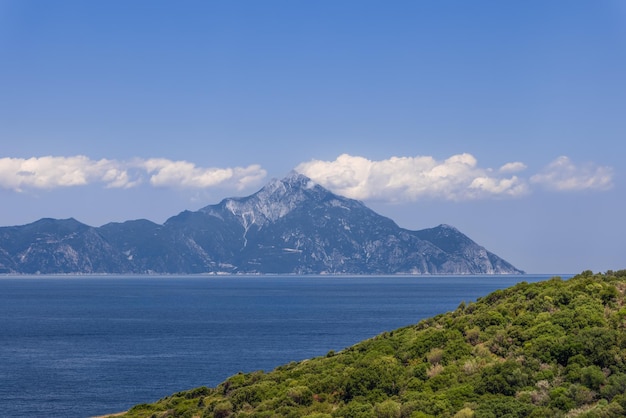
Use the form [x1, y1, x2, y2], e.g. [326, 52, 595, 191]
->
[284, 170, 314, 185]
[260, 171, 316, 195]
[201, 173, 329, 228]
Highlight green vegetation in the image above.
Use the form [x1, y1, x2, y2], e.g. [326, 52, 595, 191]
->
[109, 270, 626, 418]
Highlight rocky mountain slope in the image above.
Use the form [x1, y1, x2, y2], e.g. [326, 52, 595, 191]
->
[0, 173, 523, 274]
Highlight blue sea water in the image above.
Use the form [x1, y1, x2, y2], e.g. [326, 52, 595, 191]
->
[0, 274, 562, 417]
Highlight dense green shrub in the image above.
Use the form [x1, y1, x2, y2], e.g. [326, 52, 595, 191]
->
[112, 270, 626, 418]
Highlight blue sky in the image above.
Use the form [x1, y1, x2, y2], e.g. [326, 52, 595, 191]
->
[1, 0, 624, 273]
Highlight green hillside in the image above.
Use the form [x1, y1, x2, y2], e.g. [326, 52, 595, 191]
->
[108, 270, 626, 418]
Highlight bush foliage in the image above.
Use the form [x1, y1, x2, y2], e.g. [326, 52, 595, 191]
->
[109, 270, 626, 418]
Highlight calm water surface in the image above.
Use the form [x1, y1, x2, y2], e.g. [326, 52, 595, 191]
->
[0, 274, 563, 417]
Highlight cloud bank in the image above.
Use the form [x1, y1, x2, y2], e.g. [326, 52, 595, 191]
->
[0, 156, 267, 192]
[0, 154, 612, 201]
[296, 154, 612, 202]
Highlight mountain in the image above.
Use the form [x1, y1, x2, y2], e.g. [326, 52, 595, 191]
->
[104, 270, 626, 418]
[0, 173, 523, 274]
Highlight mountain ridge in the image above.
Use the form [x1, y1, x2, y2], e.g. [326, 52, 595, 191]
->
[0, 173, 523, 275]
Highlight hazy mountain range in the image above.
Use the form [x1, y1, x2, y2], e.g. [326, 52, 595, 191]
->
[0, 173, 523, 275]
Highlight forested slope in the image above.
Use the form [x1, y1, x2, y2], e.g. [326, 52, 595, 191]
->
[110, 270, 626, 418]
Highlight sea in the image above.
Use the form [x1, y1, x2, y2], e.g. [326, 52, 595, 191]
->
[0, 274, 566, 418]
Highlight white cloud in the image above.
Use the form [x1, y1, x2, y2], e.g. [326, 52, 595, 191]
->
[0, 156, 267, 192]
[469, 176, 527, 196]
[140, 159, 267, 190]
[499, 162, 527, 173]
[530, 156, 613, 191]
[0, 156, 130, 191]
[141, 159, 234, 188]
[296, 153, 529, 201]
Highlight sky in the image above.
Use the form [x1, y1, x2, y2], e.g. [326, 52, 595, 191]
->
[1, 0, 625, 274]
